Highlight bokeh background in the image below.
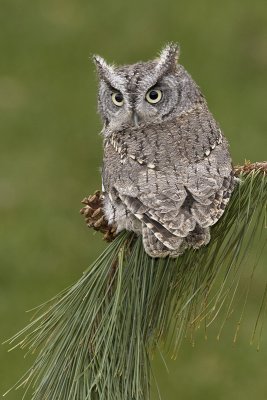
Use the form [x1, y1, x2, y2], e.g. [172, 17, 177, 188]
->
[1, 0, 267, 399]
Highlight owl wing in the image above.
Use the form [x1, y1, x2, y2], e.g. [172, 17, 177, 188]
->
[108, 110, 234, 250]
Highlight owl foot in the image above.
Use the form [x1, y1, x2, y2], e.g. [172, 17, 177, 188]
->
[80, 191, 117, 242]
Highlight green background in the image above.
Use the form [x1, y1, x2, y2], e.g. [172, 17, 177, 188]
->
[1, 0, 267, 399]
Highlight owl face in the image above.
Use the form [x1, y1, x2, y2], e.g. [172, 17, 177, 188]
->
[94, 44, 202, 134]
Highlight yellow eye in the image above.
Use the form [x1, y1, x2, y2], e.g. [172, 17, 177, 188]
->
[145, 89, 162, 104]
[111, 92, 124, 107]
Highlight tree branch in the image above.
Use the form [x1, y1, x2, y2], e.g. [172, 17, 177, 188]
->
[234, 161, 267, 175]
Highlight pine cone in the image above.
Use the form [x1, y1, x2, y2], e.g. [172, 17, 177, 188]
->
[80, 191, 117, 242]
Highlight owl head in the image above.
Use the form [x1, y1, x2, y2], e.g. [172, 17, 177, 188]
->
[93, 43, 203, 133]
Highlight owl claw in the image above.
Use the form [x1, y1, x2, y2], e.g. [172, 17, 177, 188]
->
[80, 190, 117, 242]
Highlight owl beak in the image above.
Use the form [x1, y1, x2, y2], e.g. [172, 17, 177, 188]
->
[132, 111, 140, 127]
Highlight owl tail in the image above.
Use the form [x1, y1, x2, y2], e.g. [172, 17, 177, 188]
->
[142, 222, 186, 258]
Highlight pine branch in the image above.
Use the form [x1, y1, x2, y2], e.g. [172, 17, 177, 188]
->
[234, 161, 267, 175]
[4, 162, 267, 400]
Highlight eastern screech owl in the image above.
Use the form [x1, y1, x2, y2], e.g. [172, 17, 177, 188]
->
[93, 43, 234, 258]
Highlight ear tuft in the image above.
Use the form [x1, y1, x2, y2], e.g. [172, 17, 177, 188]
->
[93, 55, 113, 78]
[92, 54, 126, 89]
[157, 43, 180, 74]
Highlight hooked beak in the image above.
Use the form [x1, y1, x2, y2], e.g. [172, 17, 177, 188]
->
[132, 111, 140, 127]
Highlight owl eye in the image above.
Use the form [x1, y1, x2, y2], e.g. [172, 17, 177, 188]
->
[111, 92, 124, 107]
[145, 89, 162, 104]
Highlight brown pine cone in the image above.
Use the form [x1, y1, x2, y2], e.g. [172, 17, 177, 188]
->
[80, 191, 117, 242]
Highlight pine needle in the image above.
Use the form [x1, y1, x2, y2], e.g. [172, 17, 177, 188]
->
[4, 165, 267, 400]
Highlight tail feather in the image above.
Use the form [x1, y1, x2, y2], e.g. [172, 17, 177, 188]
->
[142, 223, 185, 258]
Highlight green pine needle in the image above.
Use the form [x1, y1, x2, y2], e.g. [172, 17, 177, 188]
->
[4, 168, 267, 400]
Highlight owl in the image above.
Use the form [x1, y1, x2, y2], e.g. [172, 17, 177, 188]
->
[93, 43, 235, 258]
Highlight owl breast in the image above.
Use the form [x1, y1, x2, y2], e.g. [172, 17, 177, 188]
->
[102, 107, 234, 258]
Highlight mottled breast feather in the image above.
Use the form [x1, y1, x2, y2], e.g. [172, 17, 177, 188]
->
[102, 106, 234, 251]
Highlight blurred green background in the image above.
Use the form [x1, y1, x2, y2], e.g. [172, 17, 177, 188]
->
[1, 0, 267, 398]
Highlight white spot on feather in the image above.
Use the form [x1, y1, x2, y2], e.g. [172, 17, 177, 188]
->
[134, 213, 143, 220]
[147, 163, 156, 169]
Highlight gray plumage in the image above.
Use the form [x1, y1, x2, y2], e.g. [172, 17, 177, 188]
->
[93, 43, 235, 257]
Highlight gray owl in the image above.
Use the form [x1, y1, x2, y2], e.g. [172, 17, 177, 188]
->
[93, 43, 235, 258]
